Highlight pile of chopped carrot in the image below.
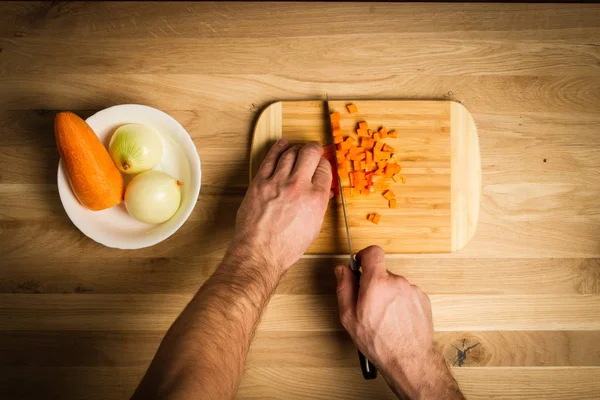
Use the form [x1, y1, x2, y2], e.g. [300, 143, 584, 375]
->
[325, 104, 406, 224]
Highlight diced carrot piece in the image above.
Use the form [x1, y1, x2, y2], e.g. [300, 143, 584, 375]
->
[388, 129, 398, 138]
[334, 135, 344, 144]
[336, 154, 345, 165]
[383, 190, 396, 200]
[333, 128, 343, 137]
[361, 138, 374, 150]
[360, 188, 370, 196]
[401, 176, 407, 184]
[346, 103, 358, 114]
[377, 161, 387, 170]
[389, 199, 397, 208]
[348, 146, 365, 156]
[365, 151, 373, 166]
[367, 129, 373, 137]
[380, 151, 391, 160]
[368, 214, 375, 222]
[384, 164, 400, 178]
[383, 144, 395, 152]
[338, 168, 349, 180]
[356, 181, 368, 189]
[354, 171, 366, 180]
[330, 112, 341, 122]
[378, 127, 388, 138]
[349, 151, 366, 161]
[340, 140, 352, 151]
[374, 182, 389, 191]
[360, 161, 367, 170]
[353, 160, 361, 170]
[346, 137, 356, 145]
[373, 214, 381, 224]
[372, 133, 381, 142]
[331, 121, 341, 130]
[392, 174, 402, 182]
[358, 121, 368, 130]
[374, 141, 384, 152]
[357, 129, 369, 137]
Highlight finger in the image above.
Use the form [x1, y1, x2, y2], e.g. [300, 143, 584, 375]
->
[255, 139, 290, 179]
[356, 245, 387, 282]
[312, 156, 333, 193]
[273, 144, 302, 178]
[335, 265, 357, 330]
[292, 142, 324, 181]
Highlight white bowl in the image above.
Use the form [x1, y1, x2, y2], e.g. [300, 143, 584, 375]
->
[57, 104, 201, 249]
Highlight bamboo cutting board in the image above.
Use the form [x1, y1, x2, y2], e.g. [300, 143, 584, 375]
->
[250, 101, 481, 254]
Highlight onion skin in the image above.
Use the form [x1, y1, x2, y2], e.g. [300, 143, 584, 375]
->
[109, 124, 163, 174]
[124, 170, 182, 224]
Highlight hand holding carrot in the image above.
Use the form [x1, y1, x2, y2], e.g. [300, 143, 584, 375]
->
[234, 140, 332, 272]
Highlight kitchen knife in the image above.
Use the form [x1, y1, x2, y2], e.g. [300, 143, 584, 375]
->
[325, 98, 378, 380]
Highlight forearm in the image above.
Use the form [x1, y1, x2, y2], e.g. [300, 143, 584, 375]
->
[133, 243, 282, 399]
[383, 350, 464, 400]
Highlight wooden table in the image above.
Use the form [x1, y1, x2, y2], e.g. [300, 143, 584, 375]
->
[1, 2, 599, 399]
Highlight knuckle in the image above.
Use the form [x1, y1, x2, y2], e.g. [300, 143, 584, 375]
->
[395, 275, 410, 289]
[302, 144, 321, 157]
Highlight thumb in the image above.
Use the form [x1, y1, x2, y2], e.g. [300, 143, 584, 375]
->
[335, 265, 357, 328]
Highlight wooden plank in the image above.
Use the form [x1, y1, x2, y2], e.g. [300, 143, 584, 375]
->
[2, 257, 598, 295]
[1, 330, 598, 368]
[2, 74, 600, 115]
[1, 3, 599, 40]
[2, 37, 599, 76]
[0, 366, 598, 400]
[0, 294, 598, 332]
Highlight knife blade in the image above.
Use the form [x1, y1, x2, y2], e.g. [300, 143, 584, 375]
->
[325, 97, 378, 380]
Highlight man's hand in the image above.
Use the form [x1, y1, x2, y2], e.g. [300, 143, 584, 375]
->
[236, 140, 332, 271]
[336, 246, 464, 400]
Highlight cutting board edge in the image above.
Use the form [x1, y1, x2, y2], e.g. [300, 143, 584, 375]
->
[450, 101, 481, 252]
[250, 100, 283, 182]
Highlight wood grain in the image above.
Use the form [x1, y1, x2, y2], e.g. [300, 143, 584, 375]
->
[1, 366, 599, 400]
[251, 100, 481, 253]
[1, 2, 599, 399]
[1, 294, 599, 332]
[1, 330, 598, 368]
[2, 257, 598, 295]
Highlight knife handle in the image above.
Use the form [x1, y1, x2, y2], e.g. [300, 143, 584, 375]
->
[351, 263, 378, 380]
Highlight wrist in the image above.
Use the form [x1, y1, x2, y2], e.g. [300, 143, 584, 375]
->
[383, 349, 461, 400]
[222, 240, 284, 287]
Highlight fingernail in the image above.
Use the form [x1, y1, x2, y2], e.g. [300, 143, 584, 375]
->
[335, 266, 343, 281]
[277, 139, 288, 146]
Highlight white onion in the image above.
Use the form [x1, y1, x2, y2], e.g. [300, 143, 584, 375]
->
[125, 170, 183, 224]
[109, 123, 163, 174]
